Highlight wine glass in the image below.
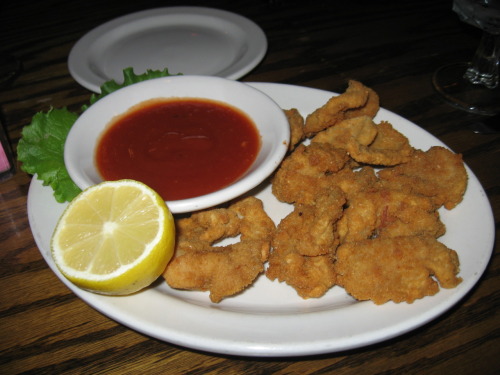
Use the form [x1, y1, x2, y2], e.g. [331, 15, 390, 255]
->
[432, 0, 500, 115]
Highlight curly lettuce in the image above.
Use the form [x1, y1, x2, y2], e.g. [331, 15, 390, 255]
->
[18, 67, 180, 202]
[82, 67, 181, 111]
[17, 108, 81, 202]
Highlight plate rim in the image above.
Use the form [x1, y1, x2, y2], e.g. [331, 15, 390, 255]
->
[27, 82, 496, 357]
[68, 6, 268, 92]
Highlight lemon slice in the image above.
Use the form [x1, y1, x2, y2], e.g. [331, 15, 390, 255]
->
[51, 179, 175, 295]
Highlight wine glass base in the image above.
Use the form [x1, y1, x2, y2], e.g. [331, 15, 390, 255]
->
[432, 62, 500, 116]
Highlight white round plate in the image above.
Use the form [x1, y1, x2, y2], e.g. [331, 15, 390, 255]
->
[27, 83, 495, 357]
[68, 7, 267, 93]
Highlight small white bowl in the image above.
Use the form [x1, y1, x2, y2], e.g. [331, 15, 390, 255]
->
[64, 75, 290, 213]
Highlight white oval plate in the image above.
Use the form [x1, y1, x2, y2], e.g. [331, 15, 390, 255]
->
[27, 83, 495, 357]
[68, 7, 267, 93]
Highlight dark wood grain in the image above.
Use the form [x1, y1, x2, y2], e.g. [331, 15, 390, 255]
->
[1, 0, 498, 374]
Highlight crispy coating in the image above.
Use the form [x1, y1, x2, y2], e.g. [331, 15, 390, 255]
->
[329, 166, 379, 199]
[346, 121, 415, 166]
[335, 236, 462, 304]
[284, 108, 305, 151]
[175, 208, 241, 253]
[266, 189, 345, 298]
[311, 115, 378, 149]
[272, 189, 346, 257]
[312, 118, 413, 167]
[268, 251, 337, 299]
[163, 197, 275, 302]
[377, 146, 468, 209]
[165, 240, 270, 303]
[272, 142, 350, 205]
[337, 188, 446, 244]
[304, 80, 374, 137]
[229, 196, 277, 242]
[344, 85, 380, 120]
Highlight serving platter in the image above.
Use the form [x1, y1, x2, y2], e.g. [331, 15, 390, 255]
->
[68, 7, 268, 92]
[27, 83, 495, 357]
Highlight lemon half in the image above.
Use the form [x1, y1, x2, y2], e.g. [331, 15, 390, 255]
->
[51, 179, 175, 295]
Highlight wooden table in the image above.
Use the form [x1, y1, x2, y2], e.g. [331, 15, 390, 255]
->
[1, 1, 498, 373]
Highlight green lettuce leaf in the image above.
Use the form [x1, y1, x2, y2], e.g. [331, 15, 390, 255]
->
[82, 67, 181, 111]
[17, 108, 81, 202]
[18, 67, 180, 202]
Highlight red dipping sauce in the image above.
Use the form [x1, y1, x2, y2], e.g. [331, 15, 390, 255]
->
[95, 98, 261, 201]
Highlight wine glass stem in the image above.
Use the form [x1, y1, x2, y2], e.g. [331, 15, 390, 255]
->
[464, 31, 499, 89]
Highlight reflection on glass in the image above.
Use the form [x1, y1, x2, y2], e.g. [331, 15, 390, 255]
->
[432, 0, 500, 115]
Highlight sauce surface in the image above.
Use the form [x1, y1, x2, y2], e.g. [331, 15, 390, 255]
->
[95, 98, 261, 201]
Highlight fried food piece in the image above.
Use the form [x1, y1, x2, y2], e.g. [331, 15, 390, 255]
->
[163, 197, 275, 302]
[346, 121, 414, 166]
[268, 251, 337, 299]
[165, 241, 269, 303]
[337, 188, 446, 244]
[174, 196, 274, 251]
[266, 189, 345, 298]
[335, 236, 462, 304]
[229, 195, 276, 246]
[175, 208, 241, 253]
[284, 108, 305, 151]
[272, 189, 346, 257]
[377, 146, 468, 209]
[344, 84, 380, 119]
[304, 80, 374, 137]
[311, 115, 378, 149]
[312, 118, 413, 166]
[329, 166, 378, 199]
[272, 142, 350, 204]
